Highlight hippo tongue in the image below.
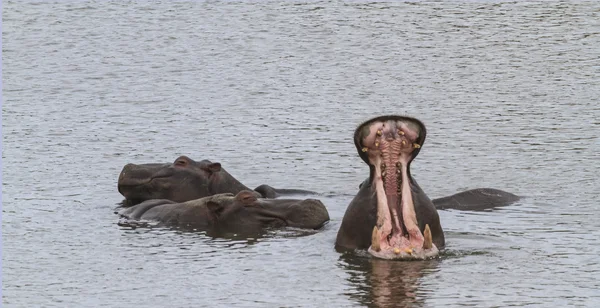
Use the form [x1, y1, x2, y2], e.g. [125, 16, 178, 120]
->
[357, 117, 437, 260]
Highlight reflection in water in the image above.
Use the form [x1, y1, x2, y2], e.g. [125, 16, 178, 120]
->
[339, 253, 440, 308]
[117, 219, 321, 248]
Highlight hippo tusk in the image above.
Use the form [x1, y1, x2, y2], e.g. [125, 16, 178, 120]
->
[371, 226, 381, 252]
[423, 224, 432, 249]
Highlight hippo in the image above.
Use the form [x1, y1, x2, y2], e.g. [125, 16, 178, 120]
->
[117, 155, 317, 206]
[336, 115, 444, 260]
[117, 190, 330, 233]
[433, 188, 520, 211]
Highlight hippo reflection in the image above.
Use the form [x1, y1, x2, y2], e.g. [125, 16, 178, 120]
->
[117, 190, 330, 233]
[339, 253, 440, 307]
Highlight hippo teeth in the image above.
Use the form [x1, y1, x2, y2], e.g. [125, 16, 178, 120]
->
[423, 224, 432, 250]
[371, 226, 381, 252]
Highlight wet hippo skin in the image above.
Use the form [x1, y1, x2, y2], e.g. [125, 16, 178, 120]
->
[117, 190, 330, 233]
[117, 155, 317, 206]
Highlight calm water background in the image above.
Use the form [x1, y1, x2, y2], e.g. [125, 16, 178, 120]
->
[3, 1, 599, 307]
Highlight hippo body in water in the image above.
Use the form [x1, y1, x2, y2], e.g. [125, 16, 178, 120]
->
[118, 155, 316, 206]
[338, 177, 444, 257]
[432, 188, 520, 211]
[118, 190, 330, 233]
[336, 115, 443, 260]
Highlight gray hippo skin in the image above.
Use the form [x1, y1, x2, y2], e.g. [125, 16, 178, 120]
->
[118, 190, 330, 232]
[118, 155, 317, 206]
[432, 188, 520, 211]
[336, 115, 444, 260]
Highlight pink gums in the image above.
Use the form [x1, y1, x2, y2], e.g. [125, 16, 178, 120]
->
[361, 118, 437, 260]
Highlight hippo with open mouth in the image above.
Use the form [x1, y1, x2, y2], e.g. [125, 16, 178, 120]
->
[336, 115, 444, 260]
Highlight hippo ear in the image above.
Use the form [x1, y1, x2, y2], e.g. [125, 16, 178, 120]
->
[236, 190, 258, 205]
[206, 201, 225, 218]
[207, 163, 221, 173]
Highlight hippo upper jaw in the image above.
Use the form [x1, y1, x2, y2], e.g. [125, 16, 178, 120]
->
[117, 163, 170, 195]
[355, 115, 439, 260]
[118, 174, 176, 204]
[117, 158, 216, 205]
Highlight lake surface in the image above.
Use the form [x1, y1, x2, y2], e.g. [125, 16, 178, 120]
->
[3, 1, 599, 307]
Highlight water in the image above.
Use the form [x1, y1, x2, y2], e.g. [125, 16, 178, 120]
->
[3, 1, 599, 307]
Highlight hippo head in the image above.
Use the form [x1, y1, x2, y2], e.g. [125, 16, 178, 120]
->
[208, 191, 329, 232]
[118, 156, 254, 205]
[255, 198, 330, 230]
[205, 191, 290, 233]
[354, 115, 439, 260]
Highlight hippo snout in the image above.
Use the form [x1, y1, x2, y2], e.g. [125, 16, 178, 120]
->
[117, 163, 159, 193]
[118, 164, 137, 182]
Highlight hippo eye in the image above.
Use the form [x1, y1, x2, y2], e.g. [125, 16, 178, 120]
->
[244, 202, 262, 208]
[175, 159, 187, 166]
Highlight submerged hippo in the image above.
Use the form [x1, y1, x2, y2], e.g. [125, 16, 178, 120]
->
[118, 190, 330, 233]
[118, 155, 316, 206]
[336, 115, 444, 260]
[433, 188, 519, 211]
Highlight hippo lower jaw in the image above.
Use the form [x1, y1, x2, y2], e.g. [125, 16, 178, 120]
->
[368, 226, 439, 260]
[358, 116, 438, 260]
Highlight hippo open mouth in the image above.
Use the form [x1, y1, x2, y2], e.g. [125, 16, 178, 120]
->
[355, 116, 438, 260]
